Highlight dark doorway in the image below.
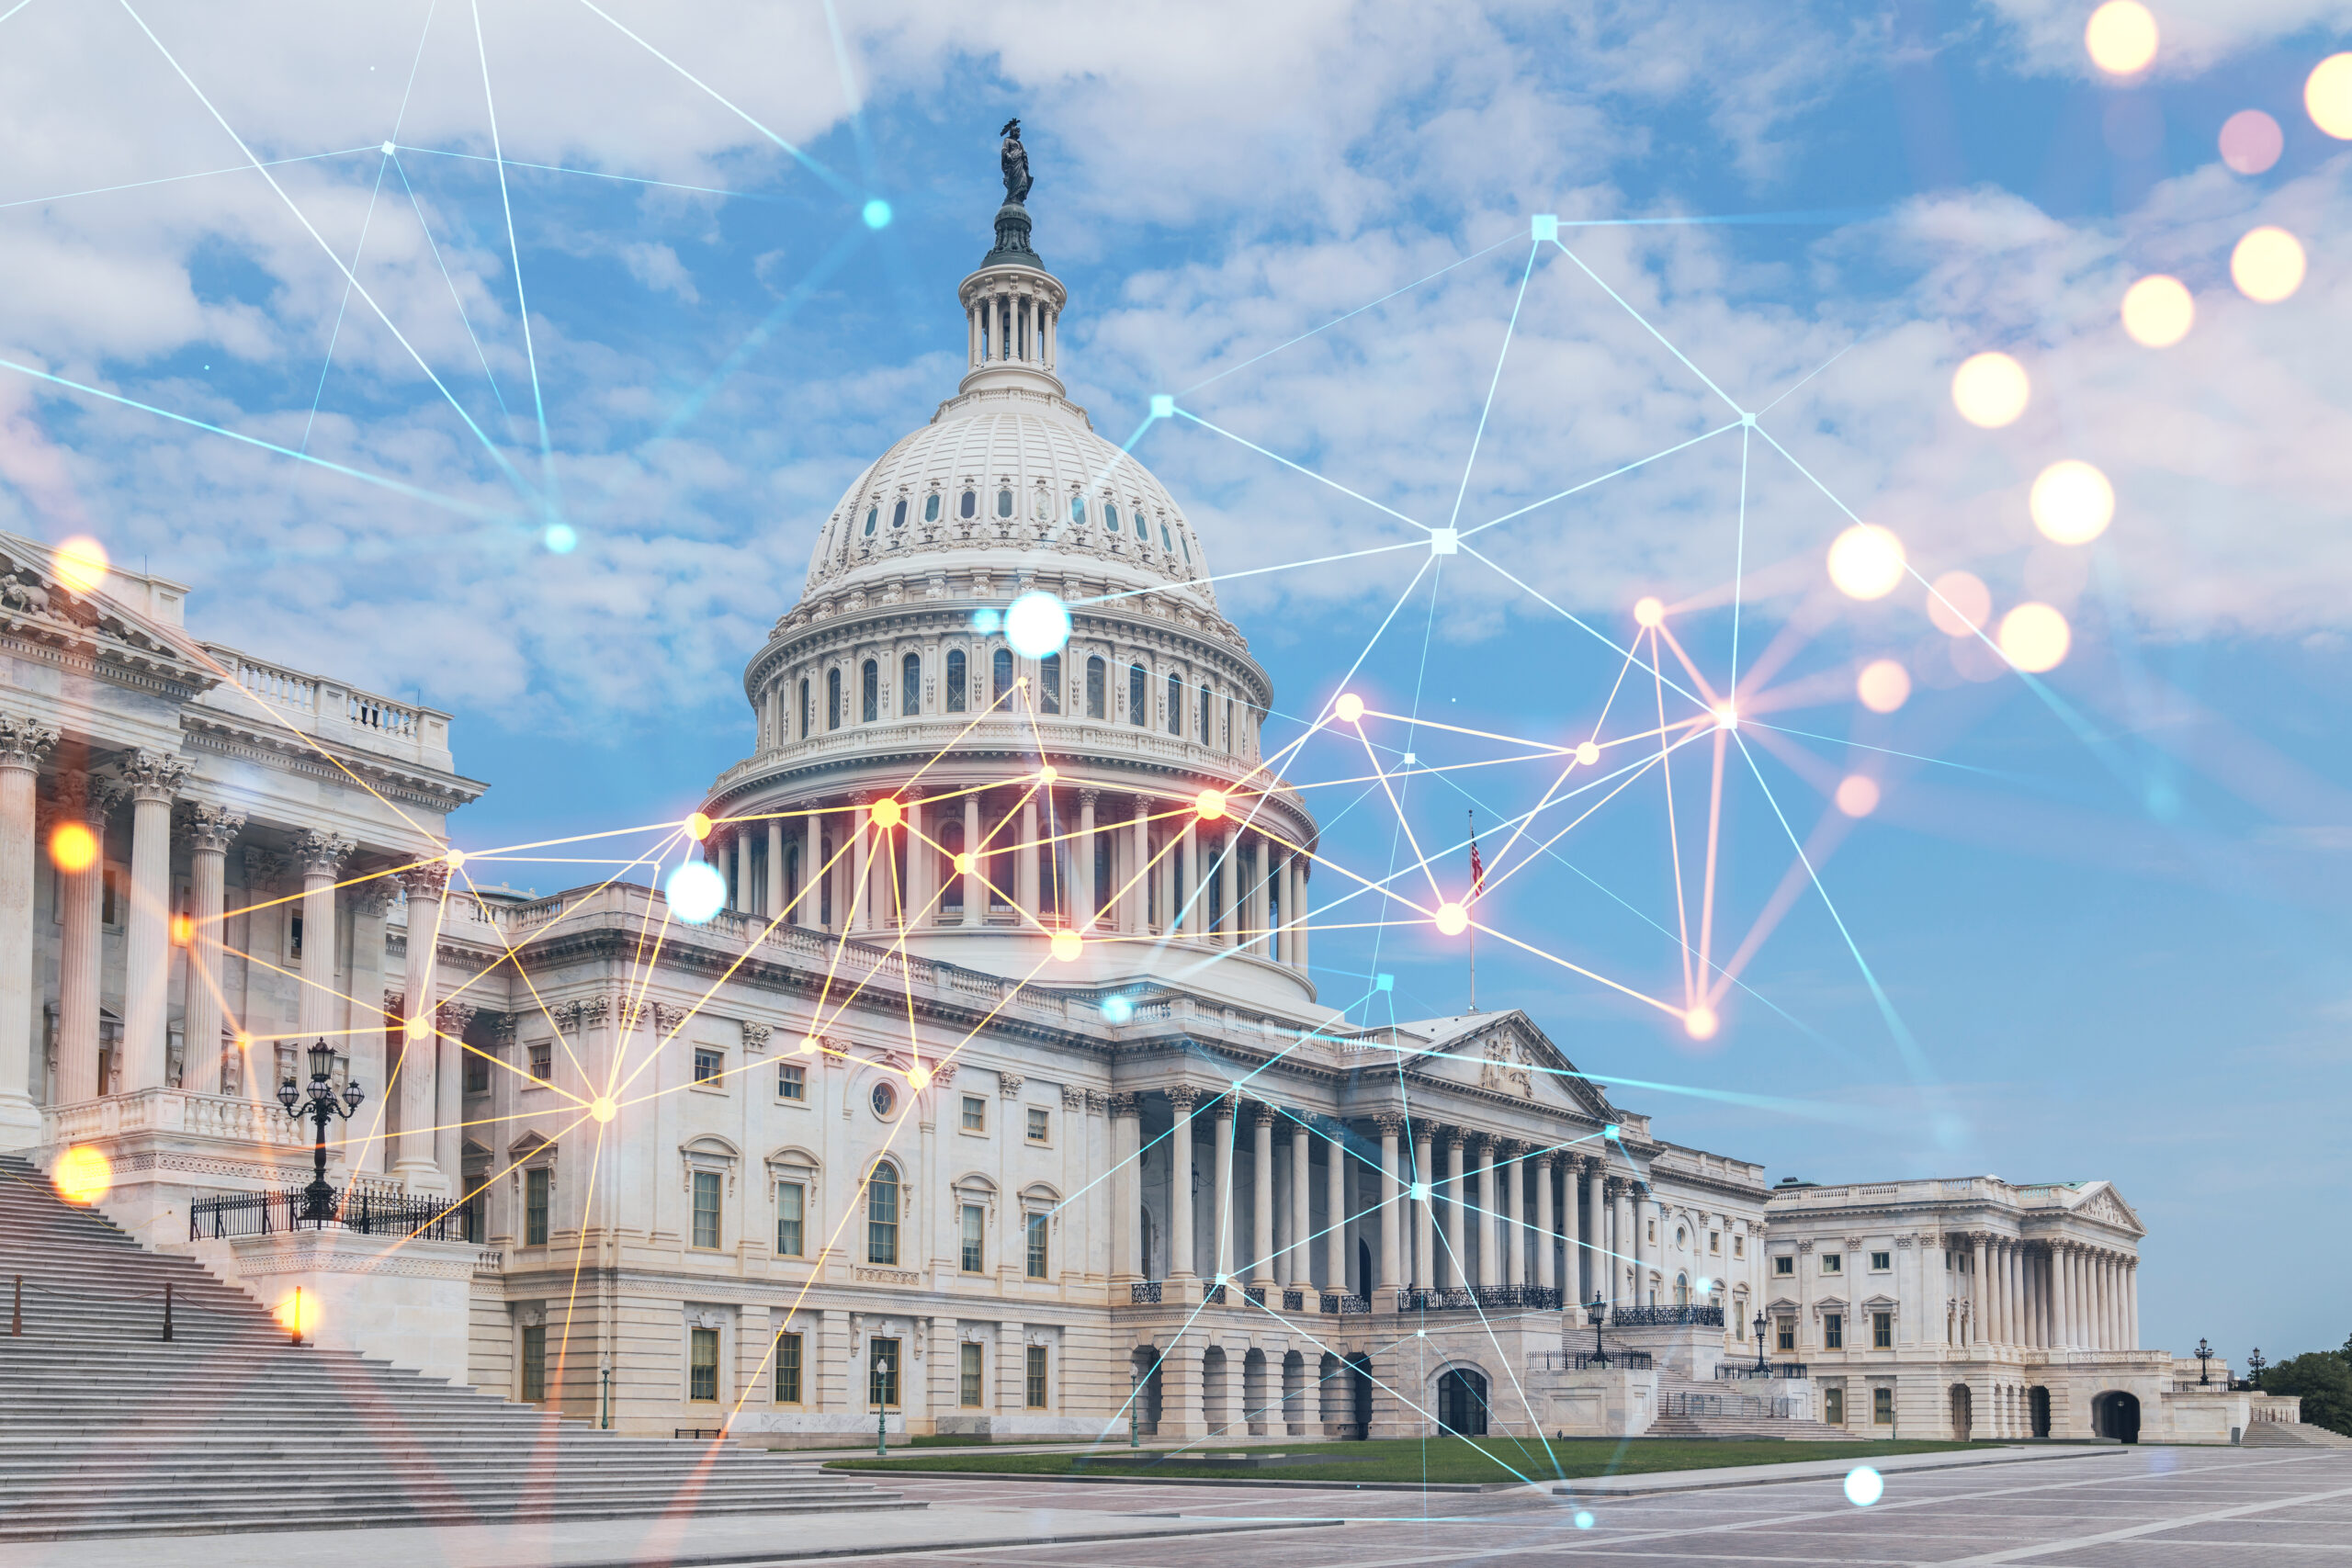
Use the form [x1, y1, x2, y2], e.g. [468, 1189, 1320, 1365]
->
[2029, 1385, 2051, 1438]
[2093, 1390, 2142, 1444]
[1358, 1239, 1374, 1300]
[1349, 1353, 1374, 1438]
[1950, 1382, 1973, 1440]
[1438, 1369, 1490, 1437]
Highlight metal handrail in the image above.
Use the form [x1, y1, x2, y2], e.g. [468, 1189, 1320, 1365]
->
[1395, 1285, 1564, 1313]
[1129, 1280, 1162, 1304]
[190, 1187, 462, 1242]
[1530, 1349, 1654, 1371]
[1716, 1362, 1810, 1380]
[1613, 1303, 1725, 1327]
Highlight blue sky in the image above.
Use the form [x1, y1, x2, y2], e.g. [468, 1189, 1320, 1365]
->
[1, 0, 2347, 1359]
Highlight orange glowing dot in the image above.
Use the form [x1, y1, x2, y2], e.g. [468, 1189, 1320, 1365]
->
[234, 1032, 254, 1054]
[1951, 352, 2029, 429]
[48, 820, 96, 874]
[589, 1097, 616, 1123]
[797, 1034, 820, 1055]
[868, 797, 902, 829]
[1683, 1006, 1719, 1042]
[1037, 765, 1057, 783]
[52, 536, 108, 596]
[1050, 930, 1082, 963]
[1433, 902, 1469, 936]
[685, 811, 713, 840]
[1835, 774, 1882, 818]
[52, 1145, 112, 1205]
[2232, 226, 2305, 303]
[1633, 596, 1665, 628]
[275, 1290, 321, 1338]
[2307, 52, 2352, 139]
[170, 912, 194, 945]
[2120, 274, 2194, 347]
[1927, 571, 1991, 637]
[1194, 789, 1227, 821]
[1333, 693, 1365, 723]
[2030, 460, 2115, 545]
[1827, 524, 1906, 601]
[1574, 741, 1600, 766]
[908, 1064, 933, 1089]
[1998, 602, 2072, 673]
[2084, 0, 2157, 75]
[1856, 659, 1911, 714]
[953, 852, 975, 875]
[2219, 110, 2283, 175]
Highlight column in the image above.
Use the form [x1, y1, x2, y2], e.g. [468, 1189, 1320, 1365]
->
[959, 795, 982, 927]
[2053, 1244, 2074, 1348]
[2099, 1254, 2116, 1350]
[1017, 795, 1039, 921]
[1215, 829, 1236, 947]
[766, 817, 785, 919]
[1074, 791, 1097, 933]
[1288, 852, 1309, 974]
[1535, 1153, 1557, 1294]
[435, 998, 473, 1188]
[180, 804, 243, 1095]
[729, 829, 748, 913]
[1410, 1123, 1434, 1290]
[1630, 1182, 1650, 1309]
[800, 807, 821, 929]
[2009, 1242, 2025, 1348]
[1127, 797, 1149, 933]
[848, 797, 871, 932]
[1609, 1179, 1633, 1313]
[2126, 1260, 2139, 1349]
[1986, 1238, 2004, 1346]
[0, 716, 57, 1137]
[119, 752, 187, 1090]
[1440, 1134, 1465, 1291]
[1166, 1087, 1198, 1282]
[1475, 1137, 1500, 1290]
[1323, 1118, 1347, 1295]
[1581, 1160, 1604, 1306]
[1210, 1095, 1235, 1281]
[53, 773, 111, 1104]
[1287, 1113, 1312, 1291]
[903, 794, 929, 921]
[1179, 817, 1199, 938]
[1109, 1093, 1140, 1280]
[1375, 1115, 1402, 1296]
[293, 829, 353, 1046]
[1250, 1103, 1275, 1287]
[394, 863, 451, 1191]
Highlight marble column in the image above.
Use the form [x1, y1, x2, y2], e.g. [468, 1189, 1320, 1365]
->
[1074, 790, 1097, 933]
[1535, 1152, 1557, 1293]
[1125, 797, 1148, 933]
[1166, 1087, 1198, 1282]
[2010, 1242, 2026, 1348]
[1210, 1095, 1235, 1281]
[1324, 1118, 1347, 1295]
[1583, 1160, 1605, 1306]
[291, 830, 354, 1058]
[1629, 1182, 1650, 1309]
[1440, 1134, 1465, 1290]
[729, 829, 748, 914]
[180, 803, 244, 1095]
[394, 863, 452, 1191]
[52, 773, 112, 1104]
[1017, 795, 1039, 922]
[903, 793, 929, 921]
[1287, 1113, 1312, 1291]
[1410, 1124, 1434, 1290]
[959, 795, 982, 927]
[799, 807, 821, 928]
[2057, 1244, 2076, 1348]
[0, 717, 58, 1135]
[766, 817, 785, 919]
[1475, 1137, 1501, 1290]
[1172, 816, 1193, 939]
[1250, 1103, 1276, 1287]
[1608, 1179, 1632, 1313]
[118, 752, 188, 1090]
[1109, 1093, 1140, 1280]
[849, 796, 871, 932]
[1375, 1115, 1403, 1295]
[1215, 829, 1236, 947]
[2127, 1260, 2140, 1349]
[1288, 852, 1309, 974]
[435, 998, 473, 1187]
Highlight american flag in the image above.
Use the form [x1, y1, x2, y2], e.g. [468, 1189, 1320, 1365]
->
[1467, 812, 1484, 906]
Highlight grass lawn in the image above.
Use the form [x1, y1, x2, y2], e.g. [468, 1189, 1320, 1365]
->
[829, 1435, 1978, 1485]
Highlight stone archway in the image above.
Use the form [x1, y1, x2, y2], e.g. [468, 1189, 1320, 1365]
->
[1438, 1368, 1490, 1437]
[2029, 1385, 2051, 1438]
[1129, 1348, 1162, 1436]
[1949, 1382, 1973, 1440]
[2092, 1390, 2142, 1444]
[1202, 1346, 1231, 1435]
[1243, 1348, 1270, 1435]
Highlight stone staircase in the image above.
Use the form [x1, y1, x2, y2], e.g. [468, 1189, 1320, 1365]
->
[1645, 1371, 1864, 1440]
[2245, 1420, 2352, 1449]
[0, 1152, 917, 1540]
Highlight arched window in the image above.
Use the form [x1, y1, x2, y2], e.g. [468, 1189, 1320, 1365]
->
[827, 668, 842, 730]
[1128, 663, 1147, 727]
[900, 652, 921, 716]
[866, 1161, 900, 1265]
[1134, 511, 1149, 539]
[890, 498, 907, 528]
[1179, 530, 1192, 563]
[1103, 502, 1119, 531]
[1222, 694, 1233, 752]
[1069, 496, 1086, 525]
[992, 647, 1014, 705]
[1160, 523, 1174, 551]
[1086, 656, 1106, 718]
[1039, 653, 1061, 714]
[861, 660, 879, 723]
[863, 506, 877, 536]
[941, 818, 964, 910]
[945, 649, 967, 712]
[1166, 672, 1182, 736]
[959, 489, 976, 520]
[1198, 682, 1211, 743]
[799, 678, 811, 739]
[997, 489, 1013, 518]
[924, 492, 940, 523]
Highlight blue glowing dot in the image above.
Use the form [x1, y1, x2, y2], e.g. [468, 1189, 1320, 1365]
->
[664, 862, 726, 924]
[1149, 393, 1173, 418]
[1695, 1276, 1713, 1293]
[863, 197, 893, 230]
[1101, 995, 1134, 1024]
[543, 523, 578, 554]
[1532, 214, 1559, 243]
[1843, 1466, 1883, 1507]
[1375, 974, 1394, 992]
[1602, 1123, 1620, 1139]
[1005, 591, 1071, 658]
[971, 607, 1002, 634]
[1573, 1510, 1595, 1530]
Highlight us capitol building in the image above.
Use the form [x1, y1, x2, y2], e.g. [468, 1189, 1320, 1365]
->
[0, 152, 2221, 1449]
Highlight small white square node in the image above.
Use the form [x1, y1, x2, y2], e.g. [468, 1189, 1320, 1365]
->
[1149, 394, 1174, 418]
[1402, 752, 1417, 766]
[1430, 527, 1459, 555]
[1532, 214, 1559, 242]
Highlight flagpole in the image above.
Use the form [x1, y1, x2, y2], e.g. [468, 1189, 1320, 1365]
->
[1467, 808, 1478, 1014]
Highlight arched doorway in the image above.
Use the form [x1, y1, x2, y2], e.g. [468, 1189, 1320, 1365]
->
[1675, 1272, 1690, 1306]
[1359, 1239, 1374, 1300]
[1348, 1353, 1374, 1439]
[2029, 1385, 2051, 1438]
[1438, 1369, 1490, 1437]
[1949, 1382, 1973, 1440]
[2092, 1391, 2142, 1444]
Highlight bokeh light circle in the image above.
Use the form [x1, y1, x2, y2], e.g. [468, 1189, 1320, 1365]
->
[1573, 1510, 1595, 1530]
[2218, 110, 2284, 174]
[1844, 1465, 1884, 1506]
[1951, 351, 2030, 428]
[1195, 789, 1227, 820]
[52, 1145, 112, 1205]
[1004, 591, 1071, 658]
[970, 607, 1002, 633]
[868, 796, 903, 830]
[664, 862, 727, 923]
[798, 1034, 821, 1055]
[1856, 659, 1911, 714]
[1039, 764, 1057, 783]
[2120, 274, 2194, 346]
[1434, 902, 1469, 935]
[2030, 460, 2116, 544]
[862, 197, 893, 230]
[2308, 52, 2352, 139]
[1827, 525, 1907, 601]
[1633, 595, 1665, 627]
[1575, 740, 1600, 766]
[48, 820, 96, 874]
[2084, 1, 2157, 75]
[1998, 603, 2073, 673]
[2232, 226, 2306, 302]
[276, 1290, 321, 1338]
[445, 848, 467, 870]
[543, 523, 578, 554]
[1050, 931, 1083, 963]
[1333, 693, 1365, 723]
[1836, 775, 1882, 818]
[1683, 1006, 1718, 1041]
[589, 1097, 616, 1123]
[1101, 995, 1135, 1024]
[53, 536, 108, 595]
[1927, 571, 1990, 637]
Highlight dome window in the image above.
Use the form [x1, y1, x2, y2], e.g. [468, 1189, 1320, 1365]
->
[1033, 491, 1049, 522]
[1165, 672, 1182, 737]
[1102, 502, 1118, 531]
[1160, 523, 1174, 551]
[1134, 512, 1148, 540]
[960, 489, 977, 520]
[861, 660, 879, 723]
[891, 499, 908, 529]
[1085, 656, 1106, 718]
[997, 489, 1013, 518]
[1069, 496, 1085, 525]
[992, 647, 1014, 705]
[1039, 653, 1061, 715]
[901, 652, 921, 716]
[1127, 663, 1147, 727]
[945, 649, 967, 712]
[1178, 530, 1192, 563]
[863, 507, 877, 536]
[924, 492, 941, 523]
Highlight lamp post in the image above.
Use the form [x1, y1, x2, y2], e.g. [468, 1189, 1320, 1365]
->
[1586, 1296, 1610, 1367]
[1754, 1311, 1769, 1374]
[871, 1340, 893, 1457]
[2195, 1337, 2213, 1388]
[277, 1038, 364, 1224]
[2245, 1348, 2267, 1392]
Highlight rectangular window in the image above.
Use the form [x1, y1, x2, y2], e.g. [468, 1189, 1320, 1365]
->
[902, 652, 922, 716]
[960, 1202, 985, 1273]
[1774, 1255, 1793, 1276]
[946, 650, 967, 712]
[528, 1040, 552, 1082]
[778, 1062, 806, 1100]
[1734, 1235, 1745, 1258]
[1025, 1107, 1049, 1144]
[464, 1054, 490, 1093]
[1025, 1213, 1048, 1280]
[1086, 657, 1105, 718]
[1873, 1386, 1894, 1425]
[1165, 671, 1182, 735]
[460, 1196, 483, 1245]
[694, 1047, 723, 1085]
[1871, 1250, 1892, 1271]
[961, 1095, 986, 1132]
[1709, 1231, 1720, 1254]
[1024, 1345, 1048, 1409]
[1825, 1386, 1845, 1426]
[775, 1330, 802, 1404]
[690, 1326, 719, 1402]
[1825, 1313, 1843, 1350]
[1128, 663, 1146, 727]
[775, 1181, 804, 1257]
[1873, 1311, 1893, 1349]
[1040, 653, 1061, 714]
[1777, 1319, 1796, 1353]
[1822, 1254, 1841, 1274]
[868, 1337, 900, 1409]
[1647, 1218, 1657, 1244]
[525, 1167, 550, 1246]
[691, 1169, 722, 1250]
[959, 1342, 983, 1407]
[521, 1323, 548, 1402]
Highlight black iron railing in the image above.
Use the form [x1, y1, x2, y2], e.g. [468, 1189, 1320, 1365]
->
[190, 1188, 463, 1242]
[1716, 1362, 1809, 1380]
[1321, 1293, 1371, 1314]
[1395, 1285, 1564, 1313]
[1204, 1282, 1228, 1304]
[1662, 1390, 1803, 1420]
[1612, 1303, 1725, 1327]
[1129, 1280, 1163, 1304]
[1529, 1349, 1653, 1371]
[1244, 1285, 1267, 1306]
[1282, 1290, 1306, 1313]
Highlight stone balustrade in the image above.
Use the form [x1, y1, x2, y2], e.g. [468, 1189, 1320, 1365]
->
[43, 1088, 311, 1149]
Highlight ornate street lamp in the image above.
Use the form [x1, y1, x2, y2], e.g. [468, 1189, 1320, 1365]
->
[278, 1038, 364, 1224]
[1586, 1296, 1610, 1367]
[1754, 1311, 1770, 1373]
[2195, 1336, 2214, 1387]
[871, 1339, 896, 1457]
[2245, 1348, 2267, 1391]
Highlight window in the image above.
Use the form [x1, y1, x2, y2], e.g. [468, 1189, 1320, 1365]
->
[690, 1326, 719, 1401]
[1178, 530, 1191, 563]
[890, 498, 907, 529]
[862, 506, 876, 536]
[866, 1163, 899, 1265]
[1025, 1107, 1049, 1144]
[946, 649, 967, 712]
[1128, 663, 1147, 726]
[799, 677, 812, 738]
[959, 488, 976, 519]
[870, 1081, 896, 1118]
[1777, 1319, 1796, 1352]
[694, 1048, 723, 1085]
[868, 1337, 900, 1408]
[460, 1196, 483, 1244]
[1024, 1345, 1047, 1409]
[1735, 1235, 1745, 1258]
[1710, 1231, 1721, 1255]
[1822, 1253, 1842, 1275]
[1134, 510, 1148, 539]
[901, 652, 921, 716]
[924, 492, 940, 523]
[691, 1169, 722, 1249]
[1825, 1386, 1845, 1425]
[1873, 1311, 1893, 1349]
[1774, 1255, 1794, 1276]
[961, 1095, 986, 1132]
[775, 1181, 804, 1257]
[1159, 523, 1173, 551]
[959, 1343, 983, 1407]
[1647, 1218, 1657, 1243]
[525, 1168, 551, 1245]
[465, 1054, 489, 1093]
[1086, 657, 1105, 718]
[1825, 1313, 1843, 1350]
[1873, 1386, 1894, 1424]
[528, 1040, 552, 1082]
[862, 659, 879, 723]
[827, 668, 842, 729]
[521, 1324, 548, 1402]
[778, 1062, 806, 1100]
[1197, 683, 1210, 742]
[1069, 496, 1085, 524]
[1040, 653, 1060, 714]
[775, 1330, 802, 1403]
[960, 1202, 985, 1272]
[1165, 672, 1182, 735]
[996, 488, 1012, 518]
[1871, 1250, 1892, 1271]
[1025, 1213, 1048, 1279]
[992, 647, 1013, 705]
[1103, 502, 1118, 531]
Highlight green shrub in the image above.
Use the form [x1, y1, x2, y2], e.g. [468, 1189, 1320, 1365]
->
[2261, 1351, 2352, 1437]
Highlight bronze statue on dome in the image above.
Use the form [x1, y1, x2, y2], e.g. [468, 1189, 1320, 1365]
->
[1000, 118, 1033, 205]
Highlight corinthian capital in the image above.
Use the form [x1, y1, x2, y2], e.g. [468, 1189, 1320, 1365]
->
[182, 800, 246, 853]
[117, 750, 191, 805]
[293, 829, 356, 877]
[0, 714, 57, 771]
[399, 860, 453, 900]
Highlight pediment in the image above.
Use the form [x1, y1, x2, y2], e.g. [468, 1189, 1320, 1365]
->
[0, 535, 210, 684]
[1387, 1010, 1619, 1122]
[2064, 1180, 2144, 1236]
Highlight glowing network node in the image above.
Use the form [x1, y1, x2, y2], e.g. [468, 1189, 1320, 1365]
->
[2084, 0, 2157, 74]
[444, 848, 467, 870]
[1195, 789, 1227, 821]
[1683, 1005, 1719, 1041]
[971, 607, 1002, 633]
[2218, 110, 2284, 175]
[1039, 764, 1058, 783]
[908, 1064, 933, 1089]
[1215, 1272, 1229, 1287]
[1401, 751, 1417, 766]
[1148, 394, 1173, 418]
[52, 1145, 112, 1206]
[2120, 274, 2194, 347]
[53, 536, 107, 595]
[798, 1034, 820, 1055]
[234, 1032, 253, 1054]
[379, 141, 395, 155]
[2232, 226, 2306, 303]
[1826, 525, 1906, 601]
[1695, 1276, 1713, 1292]
[1998, 602, 2072, 673]
[2308, 52, 2352, 139]
[1602, 1122, 1621, 1140]
[1844, 1466, 1884, 1507]
[589, 1097, 616, 1123]
[1835, 774, 1881, 818]
[1573, 1511, 1596, 1530]
[1408, 1180, 1430, 1201]
[1429, 526, 1460, 556]
[48, 821, 96, 874]
[1575, 740, 1600, 766]
[1100, 995, 1135, 1024]
[663, 862, 726, 923]
[544, 522, 578, 554]
[170, 912, 193, 945]
[1633, 595, 1665, 628]
[1374, 974, 1394, 991]
[1856, 658, 1911, 714]
[1005, 590, 1071, 657]
[2030, 460, 2115, 545]
[1433, 902, 1469, 935]
[1712, 704, 1737, 731]
[1333, 692, 1365, 723]
[862, 197, 893, 230]
[1532, 214, 1559, 242]
[1050, 931, 1082, 963]
[953, 851, 975, 874]
[868, 796, 903, 830]
[1951, 351, 2029, 428]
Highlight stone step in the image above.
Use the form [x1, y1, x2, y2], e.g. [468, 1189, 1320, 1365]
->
[2244, 1420, 2352, 1448]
